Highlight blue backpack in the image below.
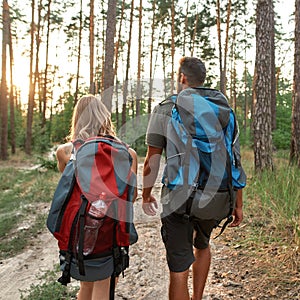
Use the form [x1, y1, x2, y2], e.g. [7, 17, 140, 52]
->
[162, 87, 246, 233]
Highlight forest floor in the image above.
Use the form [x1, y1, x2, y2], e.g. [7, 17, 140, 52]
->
[0, 163, 299, 300]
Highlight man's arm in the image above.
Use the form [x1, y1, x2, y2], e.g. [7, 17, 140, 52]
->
[142, 146, 163, 216]
[229, 189, 243, 227]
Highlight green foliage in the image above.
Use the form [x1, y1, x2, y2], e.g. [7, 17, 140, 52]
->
[245, 154, 300, 245]
[20, 268, 78, 300]
[32, 121, 52, 153]
[272, 90, 292, 150]
[8, 106, 27, 150]
[238, 126, 252, 148]
[14, 111, 53, 154]
[36, 154, 58, 171]
[113, 99, 149, 157]
[51, 94, 75, 144]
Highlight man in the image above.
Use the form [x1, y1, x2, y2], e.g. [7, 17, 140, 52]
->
[142, 57, 244, 300]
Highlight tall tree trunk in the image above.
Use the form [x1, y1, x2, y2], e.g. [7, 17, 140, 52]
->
[229, 20, 236, 110]
[216, 0, 223, 91]
[25, 0, 35, 155]
[222, 0, 231, 95]
[253, 0, 273, 171]
[182, 0, 189, 56]
[136, 0, 143, 116]
[100, 0, 106, 92]
[162, 34, 167, 99]
[89, 0, 95, 94]
[231, 65, 237, 112]
[170, 0, 175, 93]
[102, 0, 117, 111]
[74, 0, 83, 106]
[290, 0, 300, 167]
[148, 0, 156, 116]
[35, 0, 42, 115]
[41, 0, 51, 128]
[121, 0, 134, 129]
[243, 57, 248, 135]
[190, 12, 199, 57]
[114, 0, 125, 129]
[0, 0, 9, 160]
[243, 13, 248, 135]
[216, 0, 231, 95]
[8, 11, 15, 154]
[270, 3, 276, 131]
[136, 0, 142, 118]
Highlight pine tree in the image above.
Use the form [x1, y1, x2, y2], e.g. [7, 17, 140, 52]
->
[102, 0, 117, 111]
[290, 0, 300, 167]
[253, 0, 274, 171]
[0, 0, 9, 160]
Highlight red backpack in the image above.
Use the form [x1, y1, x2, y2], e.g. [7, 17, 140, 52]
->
[47, 136, 137, 295]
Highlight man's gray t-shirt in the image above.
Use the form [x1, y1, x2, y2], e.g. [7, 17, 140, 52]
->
[146, 99, 174, 204]
[146, 99, 174, 149]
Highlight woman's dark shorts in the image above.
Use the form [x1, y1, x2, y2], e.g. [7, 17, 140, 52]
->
[60, 255, 114, 282]
[161, 210, 219, 273]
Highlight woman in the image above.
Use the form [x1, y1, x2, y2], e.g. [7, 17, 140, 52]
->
[56, 95, 138, 300]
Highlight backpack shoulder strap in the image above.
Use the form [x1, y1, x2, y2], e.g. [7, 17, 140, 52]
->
[72, 139, 85, 149]
[159, 94, 177, 106]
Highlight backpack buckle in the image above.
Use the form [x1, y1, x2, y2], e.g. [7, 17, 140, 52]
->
[192, 182, 199, 191]
[183, 213, 191, 221]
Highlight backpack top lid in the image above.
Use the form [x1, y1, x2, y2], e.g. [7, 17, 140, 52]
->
[74, 136, 135, 203]
[175, 87, 231, 153]
[176, 87, 231, 134]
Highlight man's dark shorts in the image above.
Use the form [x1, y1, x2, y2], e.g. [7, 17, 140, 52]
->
[161, 208, 220, 273]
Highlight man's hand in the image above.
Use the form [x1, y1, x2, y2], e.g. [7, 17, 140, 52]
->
[142, 195, 158, 216]
[142, 146, 162, 217]
[229, 189, 243, 227]
[229, 207, 243, 227]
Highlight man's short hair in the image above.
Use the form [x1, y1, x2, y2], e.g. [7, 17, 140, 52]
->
[178, 57, 206, 87]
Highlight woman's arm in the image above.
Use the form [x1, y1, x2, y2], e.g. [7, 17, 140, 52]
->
[56, 143, 73, 173]
[128, 148, 138, 202]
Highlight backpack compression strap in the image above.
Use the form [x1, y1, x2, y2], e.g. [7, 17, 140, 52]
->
[57, 199, 84, 285]
[110, 210, 118, 300]
[77, 195, 89, 276]
[109, 201, 130, 300]
[214, 147, 234, 238]
[214, 113, 237, 237]
[183, 135, 193, 200]
[57, 251, 72, 286]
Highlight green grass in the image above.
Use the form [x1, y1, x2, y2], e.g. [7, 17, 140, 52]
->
[0, 166, 60, 259]
[20, 267, 78, 300]
[243, 149, 300, 246]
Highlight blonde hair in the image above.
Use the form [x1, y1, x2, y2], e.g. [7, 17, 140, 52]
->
[70, 95, 115, 140]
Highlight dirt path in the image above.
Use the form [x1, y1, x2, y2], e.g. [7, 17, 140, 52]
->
[0, 230, 58, 300]
[0, 164, 298, 300]
[0, 199, 231, 300]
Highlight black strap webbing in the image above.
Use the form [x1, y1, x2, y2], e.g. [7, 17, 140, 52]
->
[109, 203, 119, 300]
[214, 148, 234, 239]
[77, 195, 89, 276]
[110, 271, 116, 300]
[57, 251, 72, 286]
[183, 136, 193, 200]
[58, 199, 83, 285]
